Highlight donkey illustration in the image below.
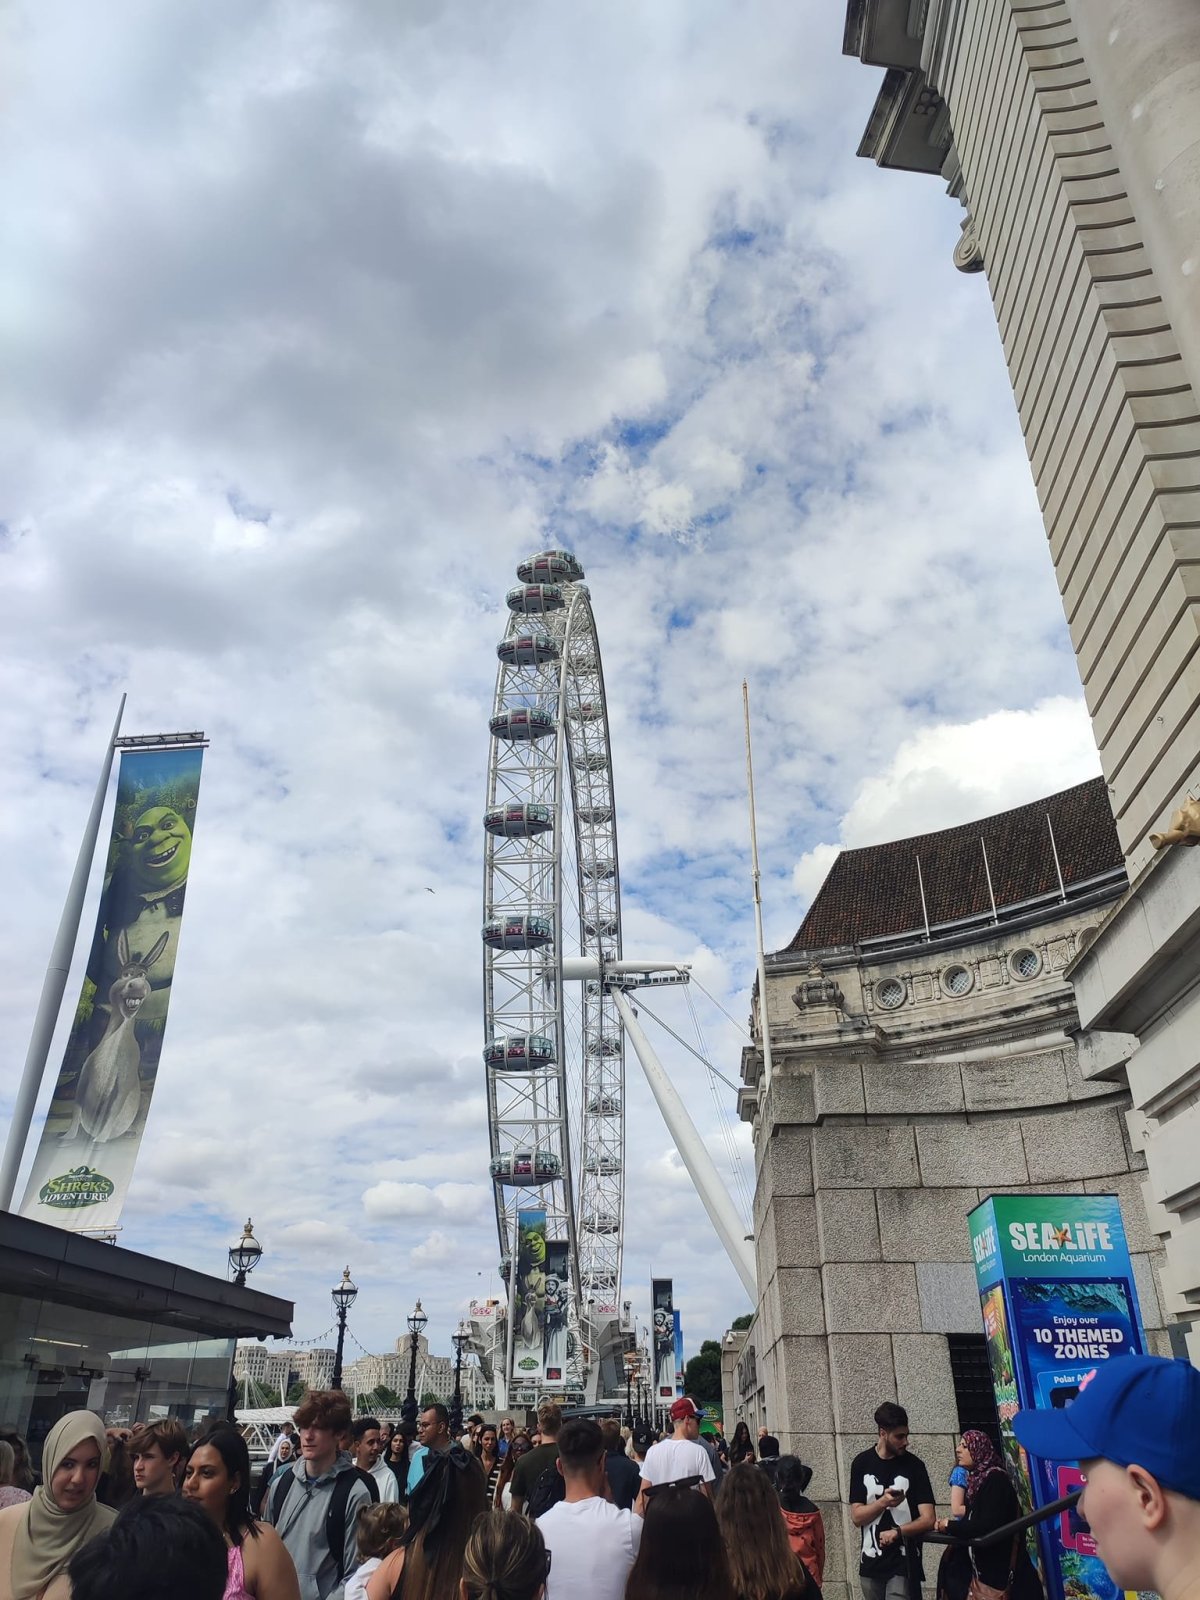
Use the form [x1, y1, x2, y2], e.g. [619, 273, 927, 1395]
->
[64, 928, 169, 1143]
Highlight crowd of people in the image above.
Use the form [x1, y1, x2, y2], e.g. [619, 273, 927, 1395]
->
[0, 1353, 1194, 1600]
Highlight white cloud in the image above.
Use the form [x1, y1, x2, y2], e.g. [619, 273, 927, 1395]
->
[792, 697, 1102, 910]
[0, 0, 1092, 1366]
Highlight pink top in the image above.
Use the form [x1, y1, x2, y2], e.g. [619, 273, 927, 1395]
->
[0, 1488, 31, 1509]
[224, 1542, 253, 1600]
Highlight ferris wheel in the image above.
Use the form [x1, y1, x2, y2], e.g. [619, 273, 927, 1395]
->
[482, 549, 625, 1404]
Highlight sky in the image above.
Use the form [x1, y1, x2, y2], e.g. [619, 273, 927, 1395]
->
[0, 0, 1102, 1374]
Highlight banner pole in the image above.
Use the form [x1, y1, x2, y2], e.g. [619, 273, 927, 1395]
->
[0, 695, 126, 1211]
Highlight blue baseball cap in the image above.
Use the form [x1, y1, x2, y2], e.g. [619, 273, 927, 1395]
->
[1012, 1355, 1200, 1498]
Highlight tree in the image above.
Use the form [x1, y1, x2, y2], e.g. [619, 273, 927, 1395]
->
[285, 1381, 306, 1405]
[731, 1313, 753, 1331]
[420, 1391, 441, 1408]
[683, 1340, 723, 1404]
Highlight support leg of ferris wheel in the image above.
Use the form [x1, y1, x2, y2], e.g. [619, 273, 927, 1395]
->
[562, 957, 758, 1302]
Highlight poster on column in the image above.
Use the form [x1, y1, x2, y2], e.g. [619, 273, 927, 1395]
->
[513, 1209, 547, 1384]
[652, 1278, 674, 1399]
[21, 746, 205, 1234]
[968, 1193, 1146, 1600]
[543, 1240, 568, 1386]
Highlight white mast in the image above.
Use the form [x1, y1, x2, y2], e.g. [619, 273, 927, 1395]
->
[609, 985, 757, 1300]
[0, 695, 126, 1210]
[742, 682, 775, 1093]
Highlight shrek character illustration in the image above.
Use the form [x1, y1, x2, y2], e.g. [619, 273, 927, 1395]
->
[516, 1224, 547, 1348]
[543, 1265, 568, 1374]
[93, 805, 193, 1033]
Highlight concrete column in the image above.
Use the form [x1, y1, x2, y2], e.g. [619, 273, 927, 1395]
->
[1068, 1, 1200, 399]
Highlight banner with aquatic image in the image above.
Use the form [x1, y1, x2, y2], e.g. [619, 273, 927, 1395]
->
[21, 745, 204, 1233]
[969, 1193, 1146, 1600]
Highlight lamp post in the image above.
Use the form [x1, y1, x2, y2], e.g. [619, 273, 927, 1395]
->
[623, 1350, 637, 1427]
[226, 1221, 263, 1420]
[450, 1320, 470, 1439]
[402, 1299, 427, 1426]
[228, 1219, 262, 1288]
[331, 1266, 357, 1392]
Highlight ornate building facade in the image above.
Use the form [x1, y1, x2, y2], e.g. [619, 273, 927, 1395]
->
[726, 780, 1172, 1600]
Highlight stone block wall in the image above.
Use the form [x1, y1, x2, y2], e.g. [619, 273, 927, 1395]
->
[739, 1084, 1168, 1600]
[735, 896, 1171, 1600]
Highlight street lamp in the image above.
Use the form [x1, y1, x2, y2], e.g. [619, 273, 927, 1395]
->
[450, 1320, 470, 1438]
[226, 1220, 263, 1421]
[228, 1219, 262, 1288]
[402, 1298, 427, 1426]
[623, 1350, 638, 1427]
[331, 1266, 358, 1392]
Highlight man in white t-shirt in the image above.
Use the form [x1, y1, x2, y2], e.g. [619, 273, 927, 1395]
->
[538, 1417, 642, 1600]
[639, 1397, 716, 1501]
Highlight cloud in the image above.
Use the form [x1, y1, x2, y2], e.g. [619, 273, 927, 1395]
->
[362, 1181, 491, 1224]
[792, 697, 1102, 910]
[0, 0, 1094, 1368]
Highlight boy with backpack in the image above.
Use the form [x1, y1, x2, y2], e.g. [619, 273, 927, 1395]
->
[265, 1389, 378, 1600]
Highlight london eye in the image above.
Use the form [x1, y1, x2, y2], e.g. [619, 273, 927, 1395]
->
[481, 549, 626, 1405]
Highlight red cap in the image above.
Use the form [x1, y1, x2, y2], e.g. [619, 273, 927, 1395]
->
[670, 1397, 705, 1420]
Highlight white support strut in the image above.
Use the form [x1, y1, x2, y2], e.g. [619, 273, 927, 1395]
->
[608, 983, 757, 1302]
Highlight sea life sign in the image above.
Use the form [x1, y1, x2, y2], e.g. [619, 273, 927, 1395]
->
[968, 1193, 1146, 1600]
[21, 746, 204, 1233]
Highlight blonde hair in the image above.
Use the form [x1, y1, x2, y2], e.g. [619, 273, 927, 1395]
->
[356, 1502, 408, 1562]
[462, 1510, 547, 1600]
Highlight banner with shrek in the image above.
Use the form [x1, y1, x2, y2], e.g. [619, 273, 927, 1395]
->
[21, 746, 204, 1233]
[652, 1277, 675, 1399]
[542, 1240, 569, 1386]
[512, 1208, 548, 1385]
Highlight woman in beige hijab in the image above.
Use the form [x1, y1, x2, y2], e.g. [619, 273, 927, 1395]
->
[0, 1412, 115, 1600]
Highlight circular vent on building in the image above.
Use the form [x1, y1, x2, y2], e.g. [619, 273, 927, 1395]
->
[876, 977, 905, 1010]
[1011, 947, 1041, 979]
[942, 964, 973, 996]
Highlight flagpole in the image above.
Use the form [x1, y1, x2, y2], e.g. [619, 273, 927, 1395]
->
[743, 682, 775, 1094]
[0, 695, 126, 1210]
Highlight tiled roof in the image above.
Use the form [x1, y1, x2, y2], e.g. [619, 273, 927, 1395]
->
[786, 777, 1122, 953]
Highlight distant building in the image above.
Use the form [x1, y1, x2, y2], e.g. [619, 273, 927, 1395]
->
[730, 779, 1172, 1600]
[336, 1333, 490, 1410]
[233, 1343, 290, 1395]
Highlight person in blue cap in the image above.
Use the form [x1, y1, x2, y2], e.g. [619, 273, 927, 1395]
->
[1012, 1353, 1200, 1600]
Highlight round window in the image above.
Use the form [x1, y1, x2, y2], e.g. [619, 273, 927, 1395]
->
[942, 964, 972, 996]
[1011, 947, 1041, 979]
[877, 977, 905, 1010]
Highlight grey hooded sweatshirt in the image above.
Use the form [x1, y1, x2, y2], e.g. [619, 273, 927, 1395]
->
[265, 1450, 374, 1600]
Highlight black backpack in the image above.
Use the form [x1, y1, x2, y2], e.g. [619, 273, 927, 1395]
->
[524, 1462, 566, 1520]
[271, 1465, 379, 1581]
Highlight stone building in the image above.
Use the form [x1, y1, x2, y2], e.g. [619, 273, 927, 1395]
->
[233, 1341, 291, 1395]
[843, 0, 1200, 1351]
[726, 778, 1172, 1600]
[342, 1333, 489, 1411]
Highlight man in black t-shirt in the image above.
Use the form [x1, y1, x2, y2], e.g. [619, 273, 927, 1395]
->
[848, 1401, 935, 1600]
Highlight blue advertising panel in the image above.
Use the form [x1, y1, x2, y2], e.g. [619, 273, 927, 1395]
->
[673, 1308, 684, 1398]
[968, 1194, 1146, 1600]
